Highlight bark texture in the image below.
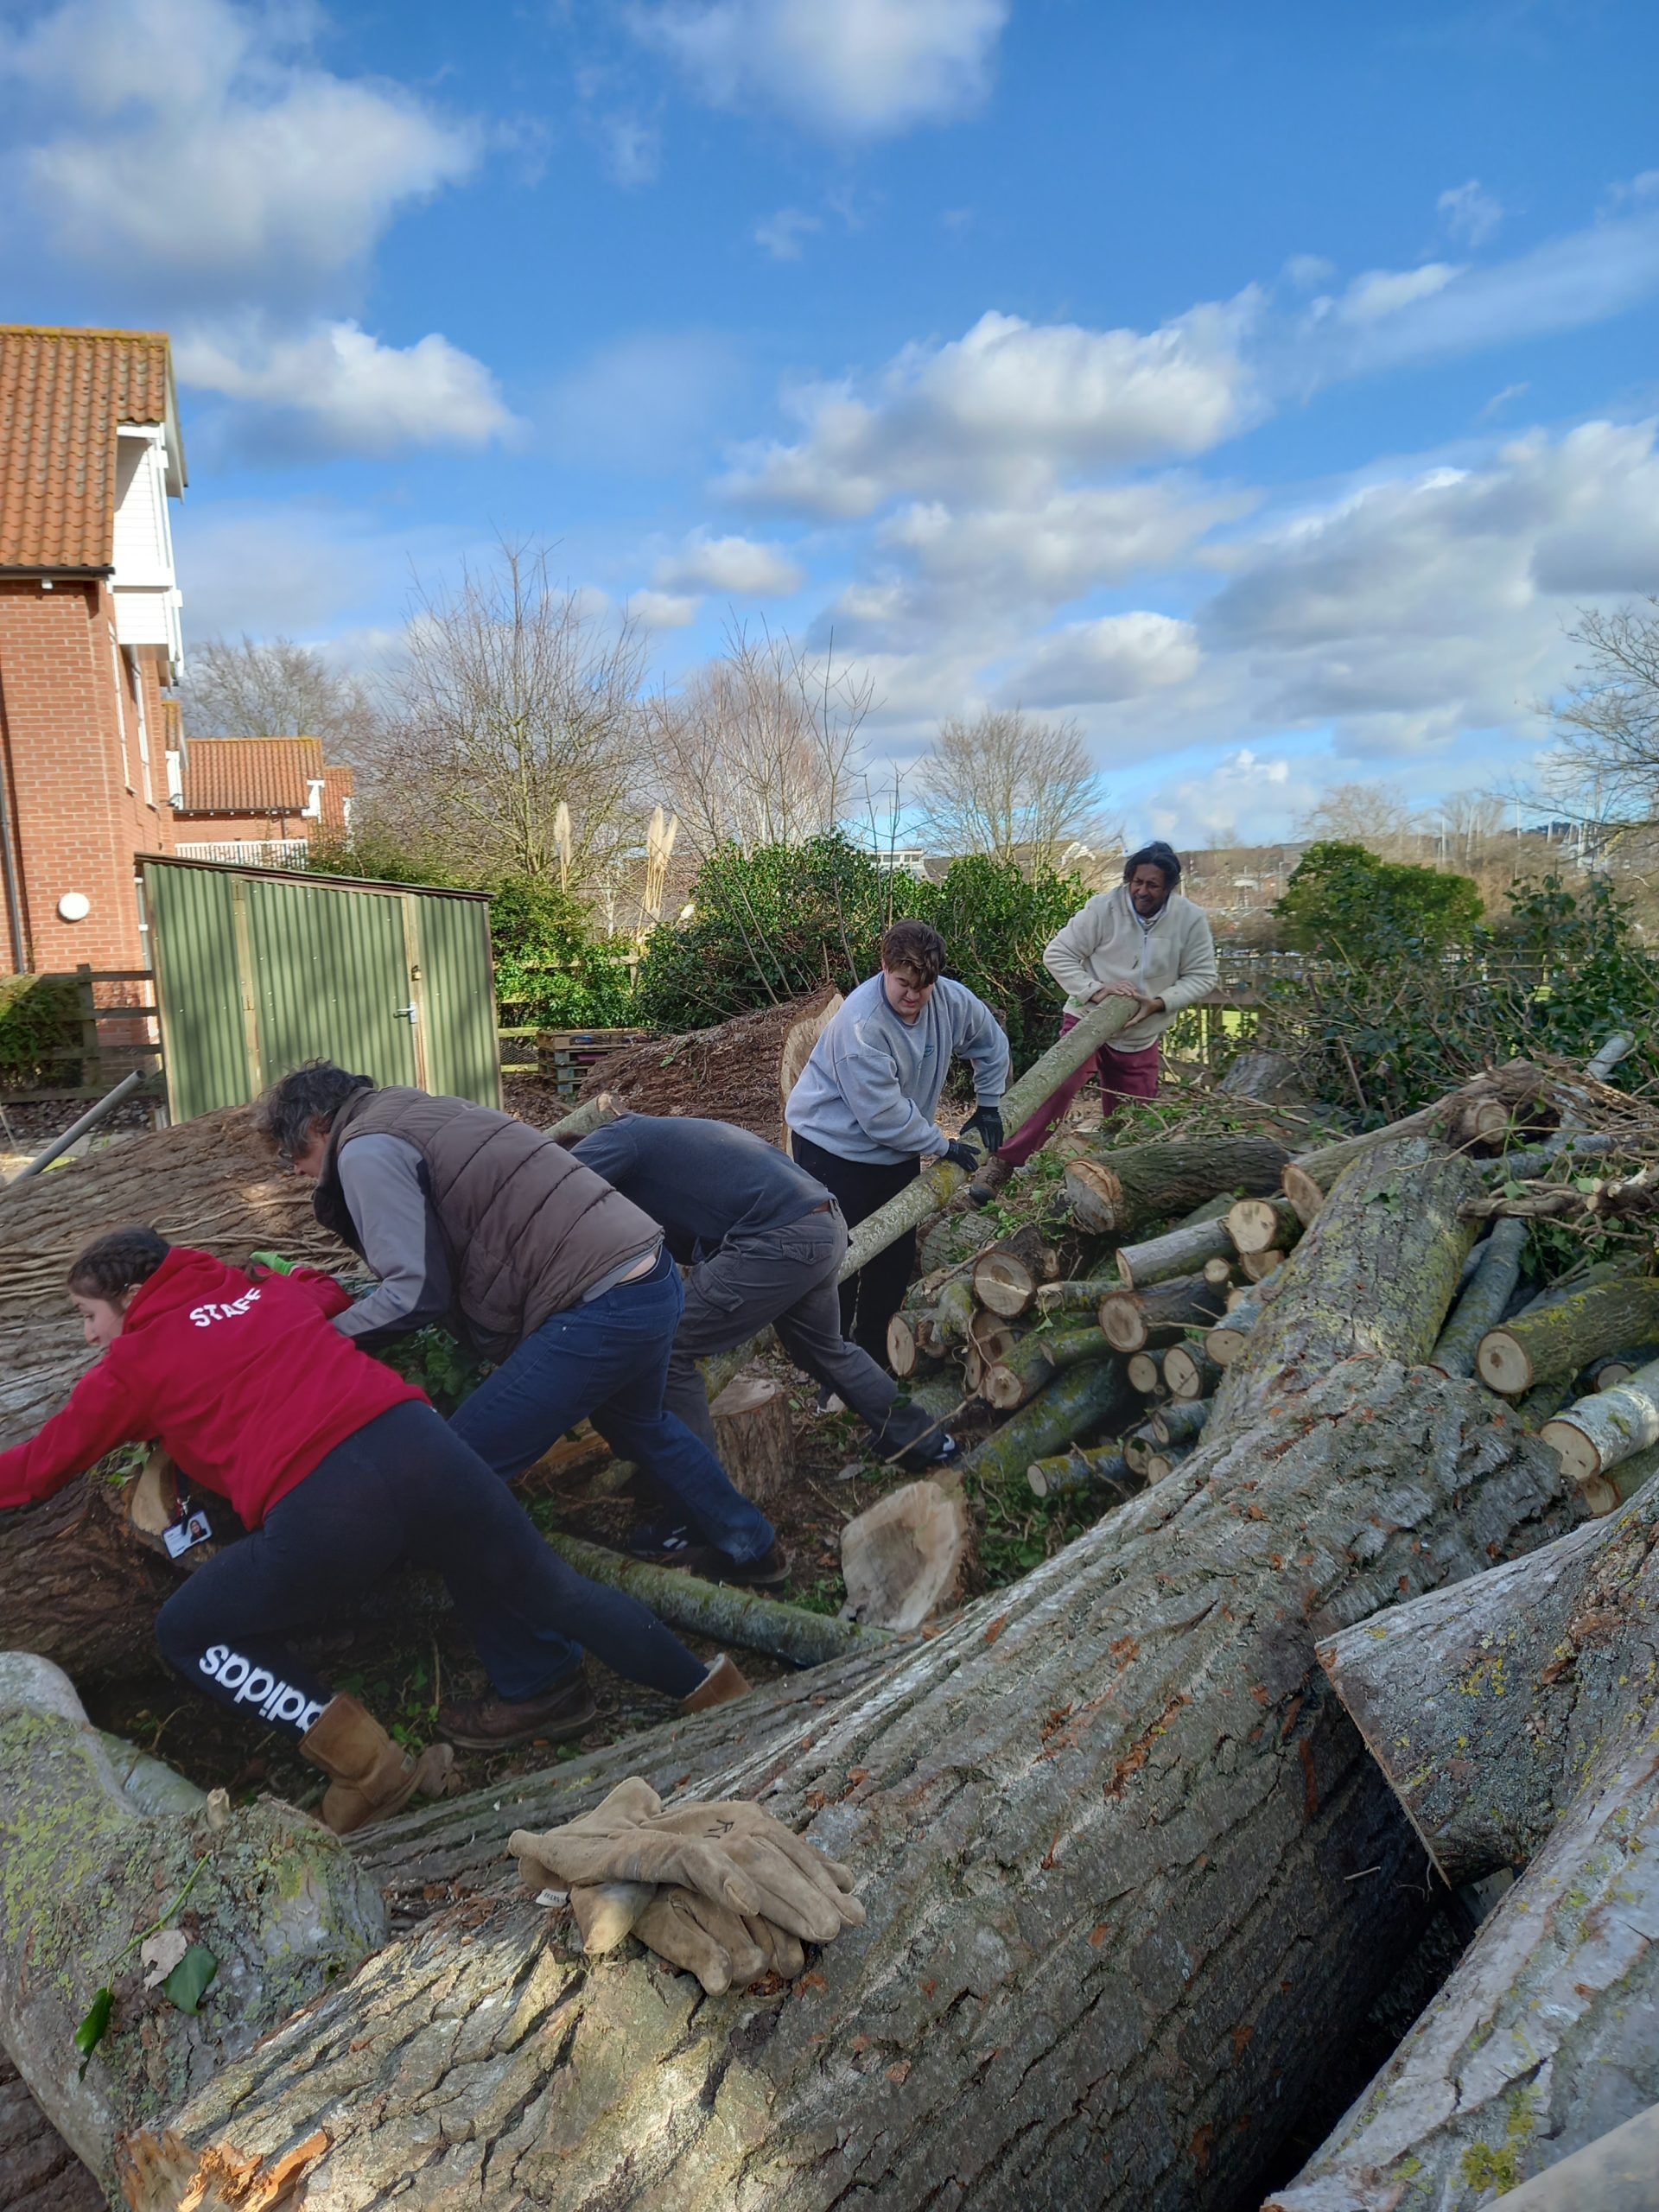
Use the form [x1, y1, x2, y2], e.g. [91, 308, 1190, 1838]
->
[1063, 1135, 1289, 1240]
[1428, 1215, 1528, 1378]
[0, 2055, 101, 2212]
[1113, 1216, 1233, 1289]
[1477, 1276, 1659, 1395]
[0, 1654, 385, 2202]
[1097, 1274, 1225, 1353]
[1274, 1478, 1659, 2212]
[130, 1143, 1579, 2212]
[1539, 1353, 1659, 1486]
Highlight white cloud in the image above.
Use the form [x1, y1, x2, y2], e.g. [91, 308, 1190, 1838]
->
[175, 320, 515, 452]
[628, 0, 1008, 139]
[1, 0, 476, 295]
[726, 302, 1259, 517]
[1003, 613, 1200, 709]
[1144, 751, 1319, 847]
[605, 115, 662, 187]
[1331, 261, 1464, 326]
[629, 589, 702, 630]
[1282, 253, 1335, 291]
[753, 207, 823, 260]
[884, 480, 1254, 602]
[1439, 179, 1503, 247]
[656, 531, 805, 595]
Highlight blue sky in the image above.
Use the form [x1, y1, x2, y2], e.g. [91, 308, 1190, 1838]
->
[4, 0, 1658, 842]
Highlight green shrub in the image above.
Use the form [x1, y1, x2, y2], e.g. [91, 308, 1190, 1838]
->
[1276, 842, 1483, 958]
[0, 975, 80, 1086]
[487, 876, 635, 1029]
[634, 834, 1087, 1072]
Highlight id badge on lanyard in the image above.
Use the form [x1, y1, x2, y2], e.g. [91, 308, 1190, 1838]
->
[162, 1495, 214, 1559]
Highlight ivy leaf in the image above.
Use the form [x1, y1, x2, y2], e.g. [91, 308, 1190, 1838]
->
[74, 1986, 113, 2076]
[161, 1945, 219, 2016]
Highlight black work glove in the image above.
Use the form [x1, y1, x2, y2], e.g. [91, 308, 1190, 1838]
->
[940, 1139, 980, 1173]
[963, 1106, 1003, 1155]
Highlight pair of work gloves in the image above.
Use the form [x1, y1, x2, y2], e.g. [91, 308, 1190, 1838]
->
[508, 1777, 863, 1996]
[942, 1104, 1004, 1174]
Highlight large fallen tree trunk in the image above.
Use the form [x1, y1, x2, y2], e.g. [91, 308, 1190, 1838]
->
[0, 1653, 384, 2203]
[123, 1139, 1579, 2212]
[1268, 1474, 1659, 2211]
[0, 2054, 102, 2212]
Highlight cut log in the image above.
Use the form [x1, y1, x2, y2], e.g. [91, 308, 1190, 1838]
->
[543, 1535, 885, 1670]
[1539, 1352, 1659, 1488]
[1122, 1431, 1153, 1474]
[957, 1359, 1131, 1491]
[1580, 1438, 1659, 1516]
[1206, 1286, 1265, 1367]
[544, 1091, 622, 1141]
[1202, 1255, 1233, 1286]
[1097, 1272, 1225, 1353]
[979, 1325, 1105, 1411]
[710, 1376, 796, 1509]
[913, 1207, 1001, 1279]
[1476, 1273, 1659, 1396]
[1062, 1133, 1290, 1239]
[1162, 1344, 1221, 1402]
[1238, 1248, 1283, 1284]
[1224, 1193, 1303, 1255]
[923, 1277, 979, 1349]
[1588, 1343, 1659, 1390]
[885, 1312, 931, 1379]
[1150, 1397, 1210, 1447]
[840, 994, 1139, 1279]
[966, 1308, 1020, 1367]
[1125, 1349, 1162, 1394]
[1427, 1215, 1528, 1377]
[971, 1225, 1058, 1318]
[840, 1480, 969, 1632]
[1217, 1046, 1306, 1105]
[145, 1257, 1576, 2211]
[0, 1653, 385, 2201]
[1114, 1215, 1233, 1289]
[1282, 1061, 1557, 1212]
[1024, 1446, 1135, 1502]
[1271, 1476, 1659, 2211]
[1144, 1444, 1192, 1483]
[1033, 1274, 1119, 1318]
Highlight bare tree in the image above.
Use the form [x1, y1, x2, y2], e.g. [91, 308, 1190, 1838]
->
[1544, 598, 1659, 822]
[181, 635, 383, 759]
[914, 708, 1110, 872]
[1299, 781, 1425, 862]
[644, 624, 869, 859]
[374, 541, 645, 881]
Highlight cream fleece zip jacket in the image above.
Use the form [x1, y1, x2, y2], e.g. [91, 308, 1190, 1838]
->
[1042, 886, 1219, 1052]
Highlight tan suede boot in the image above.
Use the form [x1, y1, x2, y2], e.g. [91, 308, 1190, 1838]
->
[300, 1694, 456, 1836]
[681, 1653, 752, 1714]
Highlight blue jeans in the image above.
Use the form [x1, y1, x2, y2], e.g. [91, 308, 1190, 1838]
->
[450, 1251, 776, 1692]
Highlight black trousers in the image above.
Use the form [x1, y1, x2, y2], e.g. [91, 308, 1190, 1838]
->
[154, 1402, 705, 1738]
[791, 1133, 921, 1367]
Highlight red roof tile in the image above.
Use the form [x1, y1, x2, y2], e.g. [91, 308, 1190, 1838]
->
[0, 327, 181, 570]
[177, 737, 327, 814]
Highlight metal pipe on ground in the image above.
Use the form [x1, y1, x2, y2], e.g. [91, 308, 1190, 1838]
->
[3, 1070, 145, 1188]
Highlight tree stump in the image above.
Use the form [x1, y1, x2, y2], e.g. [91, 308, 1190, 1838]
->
[778, 994, 843, 1146]
[710, 1376, 797, 1510]
[840, 1479, 969, 1631]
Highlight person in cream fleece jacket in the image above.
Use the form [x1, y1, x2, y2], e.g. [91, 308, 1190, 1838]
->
[974, 841, 1217, 1196]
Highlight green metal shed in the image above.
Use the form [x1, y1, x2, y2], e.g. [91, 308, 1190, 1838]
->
[138, 857, 500, 1122]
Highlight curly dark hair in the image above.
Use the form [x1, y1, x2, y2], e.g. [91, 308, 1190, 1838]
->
[1123, 840, 1183, 888]
[879, 919, 947, 984]
[252, 1060, 375, 1161]
[68, 1227, 170, 1302]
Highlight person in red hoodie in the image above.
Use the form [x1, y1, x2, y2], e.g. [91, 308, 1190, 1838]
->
[0, 1227, 748, 1833]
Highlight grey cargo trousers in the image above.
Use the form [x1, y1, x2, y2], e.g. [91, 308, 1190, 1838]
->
[663, 1205, 936, 1459]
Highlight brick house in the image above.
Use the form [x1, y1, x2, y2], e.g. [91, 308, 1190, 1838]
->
[0, 326, 187, 974]
[173, 737, 355, 867]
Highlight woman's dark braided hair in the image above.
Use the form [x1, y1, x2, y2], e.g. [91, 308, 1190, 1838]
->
[68, 1226, 170, 1302]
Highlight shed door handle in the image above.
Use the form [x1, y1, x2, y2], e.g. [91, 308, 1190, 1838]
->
[395, 1002, 419, 1023]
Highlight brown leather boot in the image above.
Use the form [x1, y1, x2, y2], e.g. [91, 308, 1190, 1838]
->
[681, 1653, 752, 1714]
[300, 1694, 456, 1837]
[968, 1154, 1013, 1208]
[438, 1668, 597, 1750]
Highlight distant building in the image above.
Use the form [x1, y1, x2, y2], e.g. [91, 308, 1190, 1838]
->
[871, 847, 933, 882]
[0, 326, 187, 972]
[173, 738, 355, 868]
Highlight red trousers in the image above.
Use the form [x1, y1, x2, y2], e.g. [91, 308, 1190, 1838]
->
[998, 1014, 1161, 1167]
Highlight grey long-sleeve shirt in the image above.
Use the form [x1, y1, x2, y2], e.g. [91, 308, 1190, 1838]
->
[785, 972, 1009, 1166]
[329, 1135, 455, 1345]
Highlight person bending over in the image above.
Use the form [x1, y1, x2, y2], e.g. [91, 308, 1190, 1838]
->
[972, 841, 1217, 1200]
[254, 1065, 784, 1713]
[0, 1230, 745, 1820]
[785, 920, 1010, 1368]
[572, 1110, 963, 1529]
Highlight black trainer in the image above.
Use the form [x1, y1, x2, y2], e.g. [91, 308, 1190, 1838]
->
[627, 1531, 790, 1588]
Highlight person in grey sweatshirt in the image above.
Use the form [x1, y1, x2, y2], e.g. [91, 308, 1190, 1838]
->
[785, 919, 1010, 1365]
